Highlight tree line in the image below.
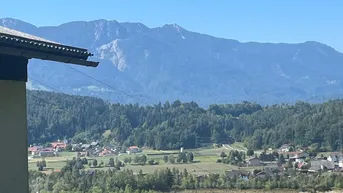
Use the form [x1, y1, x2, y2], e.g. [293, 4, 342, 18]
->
[28, 90, 343, 151]
[29, 159, 343, 193]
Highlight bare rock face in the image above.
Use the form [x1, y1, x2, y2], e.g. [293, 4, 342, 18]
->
[2, 18, 343, 106]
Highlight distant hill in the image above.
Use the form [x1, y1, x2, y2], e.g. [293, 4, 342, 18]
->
[2, 18, 343, 106]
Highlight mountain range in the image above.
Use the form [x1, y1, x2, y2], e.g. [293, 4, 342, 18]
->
[1, 17, 343, 106]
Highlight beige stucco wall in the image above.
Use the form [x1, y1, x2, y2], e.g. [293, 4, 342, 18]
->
[0, 80, 28, 193]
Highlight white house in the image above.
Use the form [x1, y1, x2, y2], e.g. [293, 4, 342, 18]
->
[279, 144, 292, 152]
[127, 146, 141, 154]
[328, 153, 343, 163]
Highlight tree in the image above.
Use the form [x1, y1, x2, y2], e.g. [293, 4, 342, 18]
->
[108, 158, 115, 167]
[92, 159, 98, 167]
[278, 154, 285, 165]
[220, 151, 227, 158]
[163, 155, 168, 163]
[115, 158, 123, 169]
[289, 146, 295, 152]
[66, 144, 72, 152]
[187, 152, 194, 162]
[285, 159, 293, 169]
[140, 155, 147, 165]
[36, 160, 45, 171]
[134, 155, 141, 164]
[75, 161, 84, 169]
[176, 157, 182, 163]
[81, 158, 88, 165]
[247, 149, 254, 156]
[309, 151, 318, 158]
[148, 159, 155, 165]
[38, 164, 44, 171]
[178, 152, 187, 163]
[124, 157, 130, 164]
[168, 154, 175, 164]
[41, 159, 46, 167]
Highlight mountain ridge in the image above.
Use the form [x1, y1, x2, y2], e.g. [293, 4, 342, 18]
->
[1, 17, 343, 106]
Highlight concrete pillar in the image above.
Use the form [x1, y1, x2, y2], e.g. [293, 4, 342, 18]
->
[0, 54, 29, 193]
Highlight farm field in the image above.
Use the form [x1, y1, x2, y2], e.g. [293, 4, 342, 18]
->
[28, 144, 263, 175]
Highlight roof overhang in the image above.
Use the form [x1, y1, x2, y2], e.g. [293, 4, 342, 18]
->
[0, 45, 98, 67]
[0, 26, 99, 67]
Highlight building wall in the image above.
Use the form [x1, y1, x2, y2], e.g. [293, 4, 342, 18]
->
[40, 152, 55, 157]
[0, 79, 28, 193]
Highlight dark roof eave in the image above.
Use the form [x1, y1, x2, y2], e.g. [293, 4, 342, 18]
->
[0, 33, 92, 59]
[0, 45, 99, 67]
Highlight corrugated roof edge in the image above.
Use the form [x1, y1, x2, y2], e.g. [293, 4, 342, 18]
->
[0, 26, 94, 60]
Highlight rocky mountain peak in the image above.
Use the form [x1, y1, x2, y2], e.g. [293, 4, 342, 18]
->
[1, 17, 343, 106]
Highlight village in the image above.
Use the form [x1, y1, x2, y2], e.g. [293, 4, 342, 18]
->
[28, 140, 142, 159]
[225, 143, 343, 179]
[27, 140, 343, 181]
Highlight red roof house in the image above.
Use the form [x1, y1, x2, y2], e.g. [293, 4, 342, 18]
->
[51, 142, 67, 149]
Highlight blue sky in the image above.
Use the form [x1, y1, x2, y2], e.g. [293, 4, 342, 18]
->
[1, 0, 343, 51]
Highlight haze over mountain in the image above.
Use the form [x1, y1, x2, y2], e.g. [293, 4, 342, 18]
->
[1, 17, 343, 106]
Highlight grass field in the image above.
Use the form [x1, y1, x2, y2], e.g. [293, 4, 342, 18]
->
[28, 144, 264, 174]
[229, 142, 247, 151]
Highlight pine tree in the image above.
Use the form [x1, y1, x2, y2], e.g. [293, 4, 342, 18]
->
[163, 155, 168, 163]
[187, 152, 194, 162]
[92, 159, 98, 167]
[108, 158, 115, 167]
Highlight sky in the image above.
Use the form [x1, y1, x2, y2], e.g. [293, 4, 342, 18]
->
[1, 0, 343, 51]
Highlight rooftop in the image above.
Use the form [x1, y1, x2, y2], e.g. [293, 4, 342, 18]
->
[0, 26, 98, 67]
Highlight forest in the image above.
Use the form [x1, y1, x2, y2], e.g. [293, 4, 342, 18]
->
[27, 90, 343, 151]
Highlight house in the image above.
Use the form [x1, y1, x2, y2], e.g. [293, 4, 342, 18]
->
[327, 152, 343, 163]
[28, 146, 43, 156]
[39, 149, 56, 157]
[298, 146, 310, 152]
[99, 149, 115, 157]
[71, 144, 82, 151]
[339, 160, 343, 168]
[309, 160, 335, 172]
[81, 144, 91, 151]
[225, 170, 250, 179]
[254, 165, 282, 178]
[265, 166, 283, 174]
[51, 142, 67, 151]
[103, 145, 117, 152]
[279, 144, 292, 152]
[289, 152, 309, 163]
[247, 157, 263, 166]
[90, 141, 99, 148]
[127, 146, 141, 154]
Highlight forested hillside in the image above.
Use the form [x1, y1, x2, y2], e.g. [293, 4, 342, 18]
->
[27, 90, 343, 151]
